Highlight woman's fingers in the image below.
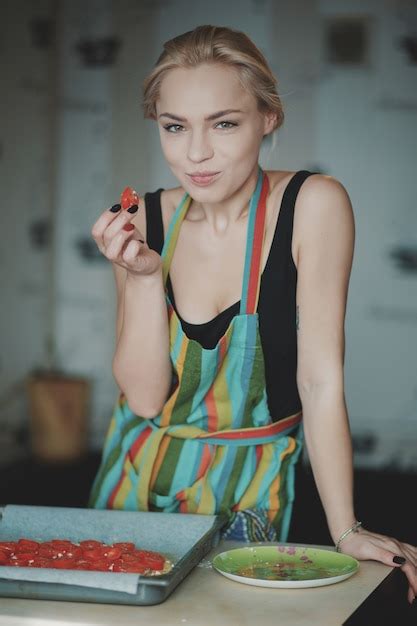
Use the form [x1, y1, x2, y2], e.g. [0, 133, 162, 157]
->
[91, 197, 161, 275]
[122, 238, 141, 264]
[105, 224, 140, 262]
[342, 531, 417, 604]
[92, 204, 144, 257]
[401, 560, 417, 598]
[90, 200, 136, 236]
[91, 205, 123, 250]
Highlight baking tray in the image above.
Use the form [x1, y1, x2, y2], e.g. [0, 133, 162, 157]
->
[0, 504, 228, 606]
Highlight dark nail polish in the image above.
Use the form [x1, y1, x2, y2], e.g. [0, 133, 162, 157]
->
[393, 556, 406, 565]
[110, 203, 121, 212]
[138, 239, 145, 244]
[127, 204, 138, 214]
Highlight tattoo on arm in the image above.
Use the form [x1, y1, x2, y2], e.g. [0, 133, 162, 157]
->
[296, 305, 300, 331]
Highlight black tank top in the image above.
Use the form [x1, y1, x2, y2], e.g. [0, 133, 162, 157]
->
[144, 170, 315, 422]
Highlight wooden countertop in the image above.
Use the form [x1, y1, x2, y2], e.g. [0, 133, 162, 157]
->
[0, 542, 395, 626]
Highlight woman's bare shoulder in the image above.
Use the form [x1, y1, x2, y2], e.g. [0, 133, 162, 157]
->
[293, 173, 353, 224]
[293, 173, 354, 258]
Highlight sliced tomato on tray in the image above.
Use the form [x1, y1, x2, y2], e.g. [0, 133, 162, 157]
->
[112, 541, 136, 552]
[16, 539, 40, 553]
[0, 537, 169, 574]
[0, 542, 16, 554]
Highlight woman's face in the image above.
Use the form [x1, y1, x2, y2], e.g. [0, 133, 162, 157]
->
[155, 63, 276, 202]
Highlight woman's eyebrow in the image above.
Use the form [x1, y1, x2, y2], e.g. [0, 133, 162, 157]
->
[158, 109, 244, 122]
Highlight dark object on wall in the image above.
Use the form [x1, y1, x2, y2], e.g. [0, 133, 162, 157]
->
[324, 15, 371, 65]
[75, 37, 121, 67]
[398, 34, 417, 64]
[75, 236, 107, 262]
[352, 433, 376, 454]
[29, 17, 55, 49]
[29, 218, 50, 249]
[390, 245, 417, 273]
[26, 371, 90, 462]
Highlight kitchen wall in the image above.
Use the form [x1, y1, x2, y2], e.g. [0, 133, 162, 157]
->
[0, 0, 416, 469]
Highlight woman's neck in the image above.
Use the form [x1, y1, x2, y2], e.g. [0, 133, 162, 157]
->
[187, 164, 260, 233]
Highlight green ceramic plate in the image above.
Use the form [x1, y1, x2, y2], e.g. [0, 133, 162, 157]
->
[212, 545, 359, 588]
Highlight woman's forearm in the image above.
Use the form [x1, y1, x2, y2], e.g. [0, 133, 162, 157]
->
[112, 269, 172, 417]
[300, 384, 356, 543]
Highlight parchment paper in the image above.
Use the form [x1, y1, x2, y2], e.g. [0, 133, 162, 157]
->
[0, 505, 217, 594]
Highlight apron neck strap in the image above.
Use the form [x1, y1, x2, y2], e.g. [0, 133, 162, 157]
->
[161, 164, 270, 315]
[240, 165, 269, 315]
[161, 193, 192, 286]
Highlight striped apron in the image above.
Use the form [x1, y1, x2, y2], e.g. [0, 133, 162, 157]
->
[88, 165, 303, 542]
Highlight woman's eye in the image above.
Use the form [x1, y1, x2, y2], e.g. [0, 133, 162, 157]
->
[163, 124, 183, 133]
[216, 121, 237, 129]
[163, 121, 238, 133]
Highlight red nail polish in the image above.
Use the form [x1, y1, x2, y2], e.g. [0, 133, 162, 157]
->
[123, 223, 135, 232]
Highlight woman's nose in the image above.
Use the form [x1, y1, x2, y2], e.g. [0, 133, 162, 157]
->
[187, 130, 214, 162]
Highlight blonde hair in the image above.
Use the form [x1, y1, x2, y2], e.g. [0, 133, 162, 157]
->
[142, 25, 284, 133]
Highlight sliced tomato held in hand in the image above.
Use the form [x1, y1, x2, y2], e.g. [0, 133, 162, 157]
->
[120, 186, 139, 210]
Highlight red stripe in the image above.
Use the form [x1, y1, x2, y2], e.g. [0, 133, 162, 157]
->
[177, 490, 188, 513]
[255, 444, 263, 467]
[246, 175, 269, 313]
[206, 385, 218, 432]
[219, 333, 228, 362]
[107, 427, 152, 508]
[198, 413, 302, 441]
[108, 467, 126, 508]
[128, 426, 152, 463]
[196, 444, 212, 480]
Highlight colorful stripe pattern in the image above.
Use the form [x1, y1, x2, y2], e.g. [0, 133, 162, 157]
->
[88, 165, 303, 541]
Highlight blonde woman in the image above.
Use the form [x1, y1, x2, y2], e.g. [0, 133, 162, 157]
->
[89, 25, 416, 602]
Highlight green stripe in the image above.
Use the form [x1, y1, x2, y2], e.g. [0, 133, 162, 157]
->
[170, 340, 202, 425]
[218, 446, 248, 513]
[268, 451, 292, 534]
[88, 415, 145, 506]
[241, 349, 265, 428]
[151, 438, 183, 496]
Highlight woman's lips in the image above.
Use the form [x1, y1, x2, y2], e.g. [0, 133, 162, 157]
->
[187, 172, 221, 186]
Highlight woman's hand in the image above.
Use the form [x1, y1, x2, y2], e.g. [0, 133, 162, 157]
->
[91, 203, 162, 277]
[338, 527, 417, 604]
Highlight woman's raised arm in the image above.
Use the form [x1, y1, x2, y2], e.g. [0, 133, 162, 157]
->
[91, 196, 172, 418]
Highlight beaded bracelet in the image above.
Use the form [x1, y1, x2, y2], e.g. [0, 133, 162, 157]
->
[335, 521, 362, 552]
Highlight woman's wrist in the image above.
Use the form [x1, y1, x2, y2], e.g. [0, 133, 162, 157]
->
[328, 513, 358, 544]
[125, 266, 163, 286]
[335, 521, 363, 552]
